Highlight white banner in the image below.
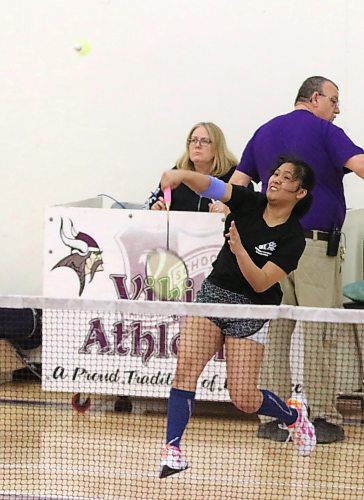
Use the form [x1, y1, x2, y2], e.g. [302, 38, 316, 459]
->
[42, 207, 230, 400]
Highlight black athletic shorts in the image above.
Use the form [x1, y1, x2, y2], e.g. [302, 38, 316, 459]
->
[196, 279, 267, 339]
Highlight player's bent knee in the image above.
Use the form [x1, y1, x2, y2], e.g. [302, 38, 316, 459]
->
[229, 391, 260, 414]
[232, 400, 258, 414]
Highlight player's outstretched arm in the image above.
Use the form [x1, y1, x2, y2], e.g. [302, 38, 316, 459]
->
[160, 170, 232, 202]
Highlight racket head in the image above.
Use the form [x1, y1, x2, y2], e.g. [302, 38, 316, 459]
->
[145, 248, 189, 300]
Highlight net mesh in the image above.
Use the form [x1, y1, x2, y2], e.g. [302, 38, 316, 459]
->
[0, 295, 363, 499]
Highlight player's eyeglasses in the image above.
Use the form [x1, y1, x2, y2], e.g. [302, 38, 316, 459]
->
[318, 93, 340, 107]
[187, 137, 212, 147]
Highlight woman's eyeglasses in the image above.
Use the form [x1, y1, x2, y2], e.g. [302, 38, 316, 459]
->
[187, 137, 212, 147]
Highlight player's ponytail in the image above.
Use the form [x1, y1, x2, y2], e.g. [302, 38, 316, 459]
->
[293, 191, 314, 219]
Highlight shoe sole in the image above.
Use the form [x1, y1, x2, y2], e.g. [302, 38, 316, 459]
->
[159, 465, 188, 479]
[316, 435, 345, 444]
[257, 430, 288, 442]
[258, 432, 343, 445]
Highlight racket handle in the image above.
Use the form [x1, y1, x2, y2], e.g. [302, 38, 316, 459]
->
[163, 186, 171, 210]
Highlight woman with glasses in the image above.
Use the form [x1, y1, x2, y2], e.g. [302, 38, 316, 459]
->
[148, 122, 245, 211]
[158, 157, 317, 478]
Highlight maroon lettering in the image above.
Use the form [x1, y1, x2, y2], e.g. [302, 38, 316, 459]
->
[214, 346, 225, 361]
[130, 321, 155, 364]
[156, 323, 168, 358]
[79, 318, 113, 354]
[144, 277, 156, 301]
[110, 274, 143, 300]
[170, 333, 179, 357]
[78, 318, 224, 365]
[114, 321, 129, 355]
[109, 273, 195, 302]
[184, 278, 194, 302]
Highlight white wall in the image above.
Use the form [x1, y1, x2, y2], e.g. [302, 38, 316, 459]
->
[1, 0, 363, 295]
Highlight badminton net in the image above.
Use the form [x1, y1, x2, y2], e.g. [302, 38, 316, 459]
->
[0, 295, 363, 499]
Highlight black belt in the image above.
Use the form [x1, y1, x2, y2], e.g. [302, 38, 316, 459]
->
[304, 230, 329, 242]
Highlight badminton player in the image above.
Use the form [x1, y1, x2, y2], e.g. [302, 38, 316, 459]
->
[159, 157, 316, 478]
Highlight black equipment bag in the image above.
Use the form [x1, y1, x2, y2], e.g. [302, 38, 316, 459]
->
[0, 308, 42, 350]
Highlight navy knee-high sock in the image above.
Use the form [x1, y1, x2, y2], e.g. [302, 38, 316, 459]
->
[258, 389, 298, 426]
[166, 388, 196, 449]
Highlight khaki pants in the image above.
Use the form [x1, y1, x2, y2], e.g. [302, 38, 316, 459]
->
[259, 237, 344, 424]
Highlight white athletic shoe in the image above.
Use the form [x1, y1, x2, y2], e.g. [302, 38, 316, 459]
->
[284, 398, 317, 457]
[159, 444, 188, 478]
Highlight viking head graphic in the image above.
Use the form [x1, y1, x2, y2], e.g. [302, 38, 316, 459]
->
[52, 218, 104, 296]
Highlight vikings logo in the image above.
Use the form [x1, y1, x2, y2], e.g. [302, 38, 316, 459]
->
[52, 218, 104, 296]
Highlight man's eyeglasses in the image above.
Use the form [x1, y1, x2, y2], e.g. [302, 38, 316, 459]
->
[187, 137, 212, 147]
[318, 93, 340, 107]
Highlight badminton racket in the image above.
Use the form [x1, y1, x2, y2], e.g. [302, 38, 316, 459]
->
[146, 187, 189, 300]
[164, 186, 171, 250]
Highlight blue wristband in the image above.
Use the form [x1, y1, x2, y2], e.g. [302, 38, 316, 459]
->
[199, 176, 226, 200]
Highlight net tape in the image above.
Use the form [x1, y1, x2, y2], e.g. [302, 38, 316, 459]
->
[0, 294, 363, 323]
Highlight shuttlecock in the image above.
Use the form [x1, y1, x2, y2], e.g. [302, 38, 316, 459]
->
[74, 40, 92, 56]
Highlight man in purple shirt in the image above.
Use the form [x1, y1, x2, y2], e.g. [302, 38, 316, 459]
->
[228, 76, 364, 443]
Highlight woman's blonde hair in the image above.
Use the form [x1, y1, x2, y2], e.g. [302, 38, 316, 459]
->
[176, 122, 237, 177]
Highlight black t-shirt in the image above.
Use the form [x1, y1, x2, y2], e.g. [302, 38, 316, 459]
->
[208, 185, 306, 305]
[148, 166, 240, 211]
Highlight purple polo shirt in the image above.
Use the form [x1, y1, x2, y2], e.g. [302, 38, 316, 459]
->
[237, 109, 363, 231]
